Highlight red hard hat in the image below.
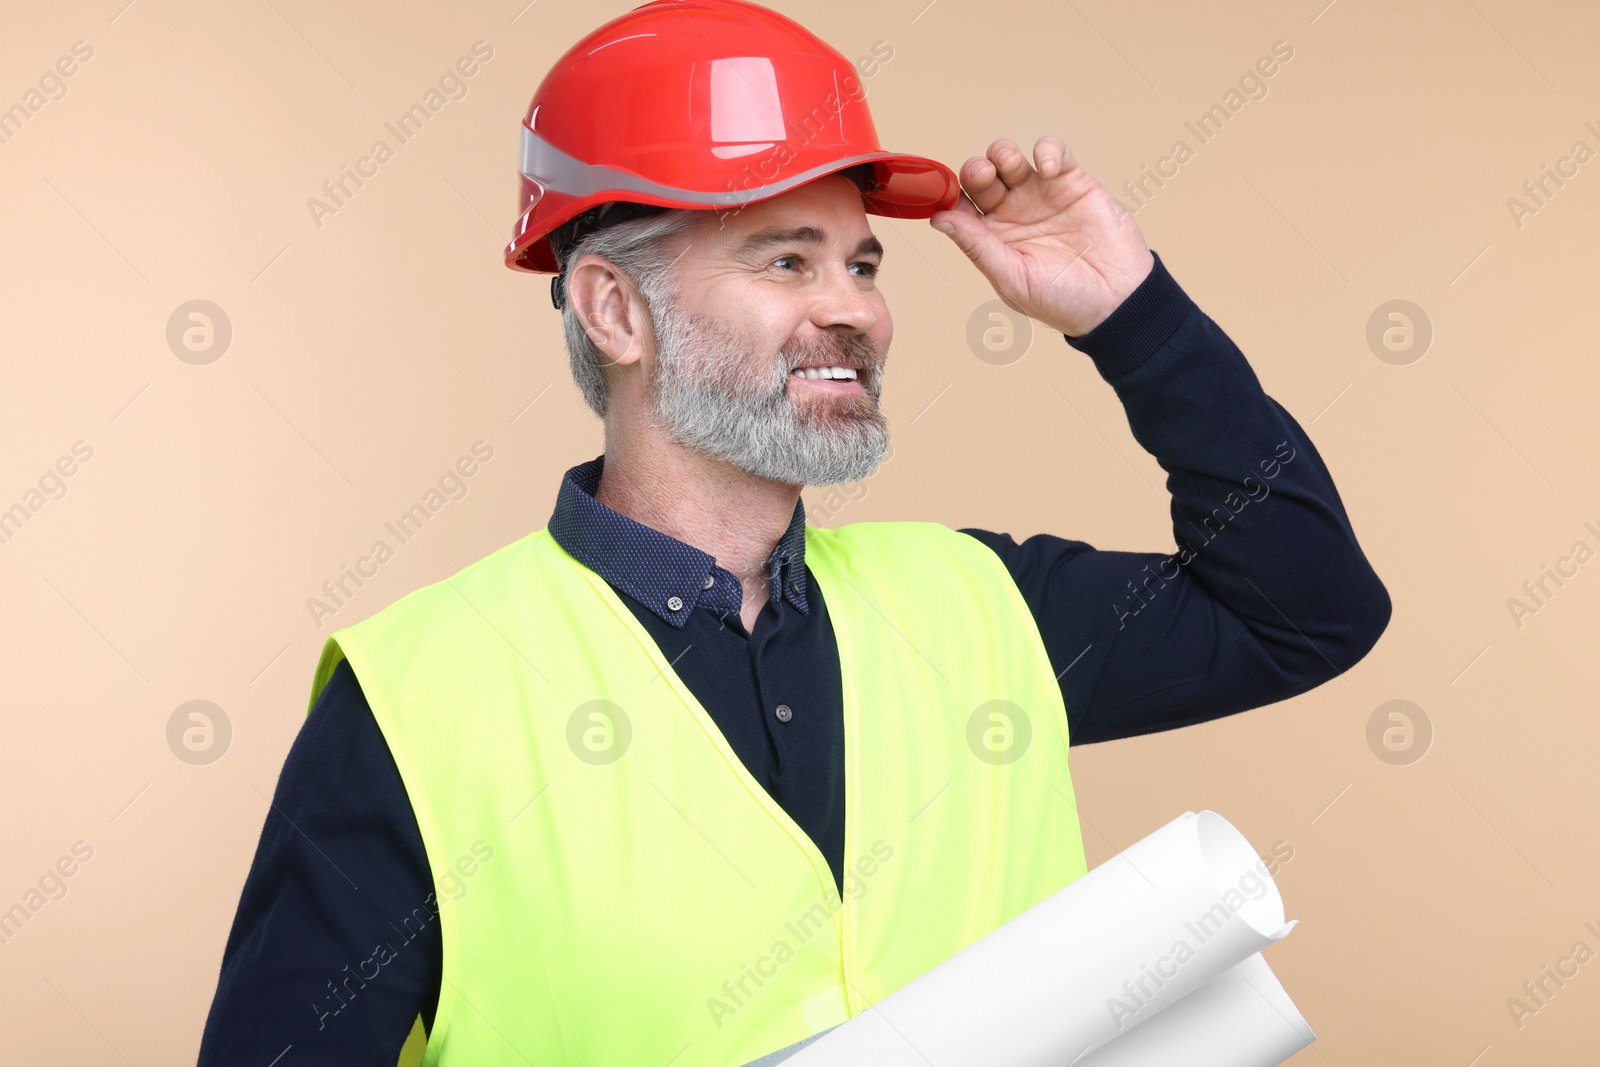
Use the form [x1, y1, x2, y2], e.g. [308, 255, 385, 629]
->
[503, 0, 962, 274]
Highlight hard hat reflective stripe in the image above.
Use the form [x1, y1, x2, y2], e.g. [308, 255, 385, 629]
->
[519, 125, 888, 208]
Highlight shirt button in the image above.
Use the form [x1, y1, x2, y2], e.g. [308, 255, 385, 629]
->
[775, 704, 793, 723]
[702, 574, 715, 590]
[666, 595, 684, 612]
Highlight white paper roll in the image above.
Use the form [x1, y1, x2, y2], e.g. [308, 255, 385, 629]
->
[1077, 952, 1314, 1066]
[771, 810, 1309, 1067]
[743, 954, 1314, 1067]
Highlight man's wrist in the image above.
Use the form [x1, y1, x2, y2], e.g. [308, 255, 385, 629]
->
[1063, 251, 1197, 381]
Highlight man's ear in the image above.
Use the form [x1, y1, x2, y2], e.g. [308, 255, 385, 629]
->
[566, 254, 647, 369]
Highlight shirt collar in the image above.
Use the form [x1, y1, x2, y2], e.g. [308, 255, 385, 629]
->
[547, 455, 810, 628]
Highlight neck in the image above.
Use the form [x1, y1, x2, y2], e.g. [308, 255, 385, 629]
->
[594, 429, 799, 588]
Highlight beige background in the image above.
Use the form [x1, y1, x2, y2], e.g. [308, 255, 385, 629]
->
[3, 0, 1597, 1061]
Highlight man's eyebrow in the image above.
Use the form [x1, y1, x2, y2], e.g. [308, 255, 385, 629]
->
[734, 226, 884, 260]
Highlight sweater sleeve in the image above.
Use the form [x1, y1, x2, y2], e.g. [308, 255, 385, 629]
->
[961, 250, 1391, 745]
[196, 658, 441, 1064]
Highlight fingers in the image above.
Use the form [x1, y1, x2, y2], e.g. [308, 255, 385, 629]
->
[928, 192, 1010, 277]
[959, 154, 1006, 214]
[989, 138, 1035, 189]
[1034, 136, 1073, 179]
[958, 136, 1076, 212]
[959, 139, 1026, 212]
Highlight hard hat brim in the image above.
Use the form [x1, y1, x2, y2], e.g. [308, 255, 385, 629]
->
[504, 151, 961, 275]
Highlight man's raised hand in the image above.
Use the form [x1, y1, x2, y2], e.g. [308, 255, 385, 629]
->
[930, 136, 1155, 339]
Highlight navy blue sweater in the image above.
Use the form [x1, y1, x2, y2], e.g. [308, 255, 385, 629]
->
[197, 250, 1390, 1065]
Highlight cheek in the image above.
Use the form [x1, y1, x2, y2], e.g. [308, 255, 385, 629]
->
[872, 317, 892, 357]
[752, 312, 805, 357]
[870, 296, 892, 347]
[714, 288, 782, 338]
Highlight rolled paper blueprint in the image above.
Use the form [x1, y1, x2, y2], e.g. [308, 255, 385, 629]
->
[770, 810, 1305, 1067]
[1077, 952, 1314, 1066]
[742, 953, 1313, 1067]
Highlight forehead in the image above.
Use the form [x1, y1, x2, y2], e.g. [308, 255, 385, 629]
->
[695, 174, 877, 259]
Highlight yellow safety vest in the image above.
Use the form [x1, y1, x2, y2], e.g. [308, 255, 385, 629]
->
[309, 520, 1088, 1066]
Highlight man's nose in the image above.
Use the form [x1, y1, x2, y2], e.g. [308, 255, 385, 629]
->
[811, 264, 880, 335]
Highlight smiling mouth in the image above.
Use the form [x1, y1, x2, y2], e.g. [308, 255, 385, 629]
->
[787, 366, 866, 396]
[789, 365, 859, 381]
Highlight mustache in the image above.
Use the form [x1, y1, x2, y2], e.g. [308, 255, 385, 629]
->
[784, 332, 880, 371]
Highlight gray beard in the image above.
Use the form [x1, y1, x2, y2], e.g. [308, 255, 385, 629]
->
[645, 294, 890, 486]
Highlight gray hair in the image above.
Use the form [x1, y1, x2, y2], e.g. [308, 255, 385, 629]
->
[555, 208, 705, 419]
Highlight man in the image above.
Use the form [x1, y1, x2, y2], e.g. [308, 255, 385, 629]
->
[199, 1, 1390, 1064]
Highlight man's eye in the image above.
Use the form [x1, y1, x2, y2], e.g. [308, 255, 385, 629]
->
[768, 256, 879, 278]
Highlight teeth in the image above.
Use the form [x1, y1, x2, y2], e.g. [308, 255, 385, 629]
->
[790, 366, 859, 380]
